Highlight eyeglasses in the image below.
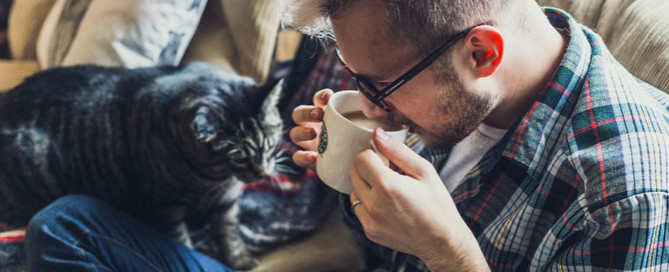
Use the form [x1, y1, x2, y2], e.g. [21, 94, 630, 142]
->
[335, 22, 492, 112]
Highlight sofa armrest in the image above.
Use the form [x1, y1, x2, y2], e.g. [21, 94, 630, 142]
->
[0, 60, 40, 91]
[246, 210, 366, 272]
[536, 0, 669, 92]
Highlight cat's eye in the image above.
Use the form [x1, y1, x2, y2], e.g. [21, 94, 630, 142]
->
[228, 150, 247, 164]
[231, 156, 247, 167]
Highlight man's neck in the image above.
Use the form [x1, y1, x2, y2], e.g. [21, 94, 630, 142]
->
[483, 15, 568, 129]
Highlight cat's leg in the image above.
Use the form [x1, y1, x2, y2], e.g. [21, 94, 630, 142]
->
[207, 181, 258, 270]
[209, 202, 258, 270]
[152, 206, 193, 248]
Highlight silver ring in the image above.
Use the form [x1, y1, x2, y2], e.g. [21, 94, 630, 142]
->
[351, 199, 362, 210]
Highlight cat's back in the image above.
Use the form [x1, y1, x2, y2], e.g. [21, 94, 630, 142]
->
[0, 65, 183, 226]
[1, 65, 123, 107]
[0, 65, 177, 124]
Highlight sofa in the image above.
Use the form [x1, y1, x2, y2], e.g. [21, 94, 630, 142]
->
[537, 0, 669, 92]
[0, 0, 667, 271]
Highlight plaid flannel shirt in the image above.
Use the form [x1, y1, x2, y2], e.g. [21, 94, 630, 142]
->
[340, 8, 669, 271]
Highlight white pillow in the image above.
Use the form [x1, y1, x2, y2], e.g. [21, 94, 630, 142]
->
[37, 0, 207, 68]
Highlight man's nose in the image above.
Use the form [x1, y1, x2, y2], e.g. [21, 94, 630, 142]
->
[358, 93, 388, 119]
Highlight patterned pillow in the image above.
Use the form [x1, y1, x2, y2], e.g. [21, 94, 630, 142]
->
[37, 0, 207, 68]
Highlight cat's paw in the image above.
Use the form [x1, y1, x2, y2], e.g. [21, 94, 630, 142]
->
[224, 253, 259, 271]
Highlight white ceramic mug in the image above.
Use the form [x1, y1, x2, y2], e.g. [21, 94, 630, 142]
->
[316, 91, 408, 194]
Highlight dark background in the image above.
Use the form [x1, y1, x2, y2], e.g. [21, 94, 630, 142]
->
[0, 0, 12, 59]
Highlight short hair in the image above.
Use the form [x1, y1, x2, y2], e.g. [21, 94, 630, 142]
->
[282, 0, 516, 55]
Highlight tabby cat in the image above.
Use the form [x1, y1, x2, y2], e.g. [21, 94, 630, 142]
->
[0, 62, 284, 269]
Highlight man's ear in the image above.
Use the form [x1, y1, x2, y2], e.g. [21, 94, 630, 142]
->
[464, 26, 504, 78]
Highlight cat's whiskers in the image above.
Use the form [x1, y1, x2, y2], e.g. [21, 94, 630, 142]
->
[274, 149, 287, 158]
[275, 164, 299, 176]
[274, 156, 290, 163]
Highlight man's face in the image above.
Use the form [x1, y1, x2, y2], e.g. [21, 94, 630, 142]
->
[332, 0, 495, 149]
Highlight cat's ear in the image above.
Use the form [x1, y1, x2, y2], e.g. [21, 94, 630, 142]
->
[191, 107, 219, 144]
[260, 78, 284, 111]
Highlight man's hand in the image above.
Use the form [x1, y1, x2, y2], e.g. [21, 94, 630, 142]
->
[289, 89, 334, 171]
[348, 128, 490, 271]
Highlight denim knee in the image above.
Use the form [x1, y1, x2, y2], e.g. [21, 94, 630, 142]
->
[26, 194, 102, 240]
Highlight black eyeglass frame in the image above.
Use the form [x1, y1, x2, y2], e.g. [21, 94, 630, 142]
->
[335, 22, 493, 112]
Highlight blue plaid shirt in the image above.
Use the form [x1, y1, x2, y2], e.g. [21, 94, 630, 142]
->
[340, 8, 669, 271]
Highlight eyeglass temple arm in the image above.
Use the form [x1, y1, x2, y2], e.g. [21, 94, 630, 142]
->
[374, 22, 494, 99]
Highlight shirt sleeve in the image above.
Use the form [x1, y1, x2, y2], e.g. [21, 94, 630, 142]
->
[545, 192, 669, 271]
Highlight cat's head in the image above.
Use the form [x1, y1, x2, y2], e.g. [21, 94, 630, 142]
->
[171, 63, 284, 183]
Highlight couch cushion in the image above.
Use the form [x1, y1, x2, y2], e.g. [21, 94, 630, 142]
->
[537, 0, 669, 92]
[247, 211, 365, 272]
[0, 60, 40, 91]
[37, 0, 207, 69]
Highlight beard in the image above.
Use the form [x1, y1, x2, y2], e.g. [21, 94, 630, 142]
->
[388, 77, 495, 150]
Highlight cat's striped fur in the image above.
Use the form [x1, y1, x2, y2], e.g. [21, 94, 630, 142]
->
[0, 62, 283, 269]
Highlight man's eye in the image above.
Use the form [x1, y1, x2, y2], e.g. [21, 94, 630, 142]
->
[377, 82, 390, 88]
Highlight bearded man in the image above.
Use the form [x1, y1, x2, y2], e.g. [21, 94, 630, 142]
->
[287, 0, 669, 271]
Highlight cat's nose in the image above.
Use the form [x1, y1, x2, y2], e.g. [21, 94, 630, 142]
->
[255, 169, 268, 177]
[252, 166, 270, 179]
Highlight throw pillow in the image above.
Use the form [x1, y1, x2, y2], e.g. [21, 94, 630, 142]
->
[37, 0, 207, 68]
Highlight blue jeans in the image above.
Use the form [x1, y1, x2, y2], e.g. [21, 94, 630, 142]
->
[24, 195, 233, 272]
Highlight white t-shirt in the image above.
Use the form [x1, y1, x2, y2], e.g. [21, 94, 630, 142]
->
[439, 123, 507, 192]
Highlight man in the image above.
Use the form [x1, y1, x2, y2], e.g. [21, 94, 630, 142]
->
[287, 0, 669, 271]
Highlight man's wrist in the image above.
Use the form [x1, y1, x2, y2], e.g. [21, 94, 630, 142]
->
[419, 226, 490, 272]
[422, 242, 490, 272]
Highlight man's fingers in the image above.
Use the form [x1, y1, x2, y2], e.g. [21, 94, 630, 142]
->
[289, 126, 318, 143]
[349, 192, 371, 224]
[350, 198, 373, 239]
[313, 89, 334, 108]
[349, 164, 373, 197]
[292, 105, 324, 125]
[288, 89, 333, 172]
[373, 128, 434, 180]
[292, 150, 317, 170]
[352, 149, 394, 189]
[289, 125, 320, 151]
[291, 89, 332, 125]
